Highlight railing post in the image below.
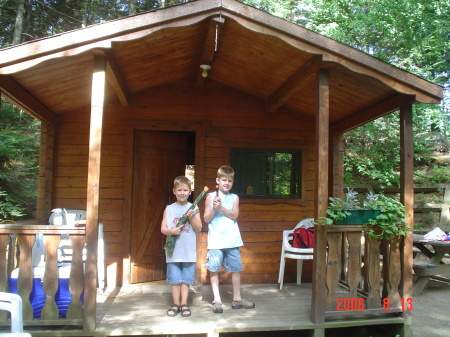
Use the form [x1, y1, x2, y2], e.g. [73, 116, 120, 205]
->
[41, 234, 60, 319]
[0, 234, 9, 320]
[0, 224, 86, 327]
[17, 235, 35, 320]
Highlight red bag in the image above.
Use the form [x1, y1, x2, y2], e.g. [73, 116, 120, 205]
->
[292, 227, 314, 248]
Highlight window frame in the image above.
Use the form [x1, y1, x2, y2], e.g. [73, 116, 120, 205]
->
[231, 148, 302, 199]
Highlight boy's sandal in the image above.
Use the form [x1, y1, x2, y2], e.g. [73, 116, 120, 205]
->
[232, 298, 255, 309]
[167, 304, 179, 317]
[212, 301, 223, 313]
[180, 304, 191, 317]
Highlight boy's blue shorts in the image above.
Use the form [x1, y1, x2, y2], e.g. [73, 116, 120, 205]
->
[166, 262, 195, 285]
[205, 247, 242, 272]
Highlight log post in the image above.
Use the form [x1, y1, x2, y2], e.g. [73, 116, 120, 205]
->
[311, 68, 329, 324]
[84, 53, 106, 332]
[400, 102, 414, 336]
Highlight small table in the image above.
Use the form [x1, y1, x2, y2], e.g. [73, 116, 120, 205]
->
[413, 234, 450, 295]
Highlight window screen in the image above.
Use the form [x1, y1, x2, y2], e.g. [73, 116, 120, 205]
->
[231, 149, 301, 198]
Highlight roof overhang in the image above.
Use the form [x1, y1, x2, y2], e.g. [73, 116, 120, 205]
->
[0, 0, 443, 129]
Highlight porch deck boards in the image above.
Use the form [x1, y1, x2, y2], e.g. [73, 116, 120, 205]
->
[21, 283, 404, 337]
[97, 283, 312, 335]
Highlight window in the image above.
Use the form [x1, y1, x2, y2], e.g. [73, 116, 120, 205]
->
[231, 149, 301, 198]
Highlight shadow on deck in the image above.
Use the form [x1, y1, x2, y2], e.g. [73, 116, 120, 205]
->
[19, 283, 405, 337]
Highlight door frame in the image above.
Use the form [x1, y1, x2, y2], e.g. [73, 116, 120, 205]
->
[120, 119, 209, 286]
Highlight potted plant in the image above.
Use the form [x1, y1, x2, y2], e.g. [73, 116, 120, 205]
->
[364, 193, 411, 240]
[315, 188, 411, 240]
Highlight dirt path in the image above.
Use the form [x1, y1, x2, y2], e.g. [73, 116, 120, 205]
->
[413, 277, 450, 336]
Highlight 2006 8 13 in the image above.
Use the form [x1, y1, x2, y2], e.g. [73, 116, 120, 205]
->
[336, 298, 413, 311]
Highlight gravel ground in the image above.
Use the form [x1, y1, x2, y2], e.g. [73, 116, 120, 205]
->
[412, 276, 450, 337]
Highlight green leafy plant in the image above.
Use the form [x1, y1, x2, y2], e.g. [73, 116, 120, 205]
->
[315, 188, 373, 225]
[321, 194, 360, 225]
[315, 188, 411, 240]
[0, 98, 40, 219]
[0, 188, 25, 219]
[364, 194, 411, 240]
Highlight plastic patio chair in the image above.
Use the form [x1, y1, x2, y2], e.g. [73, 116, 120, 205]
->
[278, 218, 314, 290]
[0, 292, 32, 337]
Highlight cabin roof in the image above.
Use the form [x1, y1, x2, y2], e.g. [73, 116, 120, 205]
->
[0, 0, 443, 130]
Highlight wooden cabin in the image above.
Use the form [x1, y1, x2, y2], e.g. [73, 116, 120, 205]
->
[0, 0, 443, 336]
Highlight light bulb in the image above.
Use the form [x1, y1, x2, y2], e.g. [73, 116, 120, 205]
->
[200, 64, 211, 78]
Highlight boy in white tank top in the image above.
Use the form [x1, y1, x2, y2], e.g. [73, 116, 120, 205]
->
[204, 165, 255, 313]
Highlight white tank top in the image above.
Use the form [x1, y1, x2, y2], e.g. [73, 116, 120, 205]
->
[165, 202, 198, 262]
[207, 192, 243, 249]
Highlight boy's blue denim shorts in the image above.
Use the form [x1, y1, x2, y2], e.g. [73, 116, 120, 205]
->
[166, 262, 195, 285]
[205, 248, 242, 272]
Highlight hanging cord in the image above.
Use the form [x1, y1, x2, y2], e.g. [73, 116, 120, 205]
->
[0, 220, 16, 224]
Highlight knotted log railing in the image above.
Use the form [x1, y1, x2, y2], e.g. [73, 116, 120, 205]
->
[320, 225, 407, 320]
[0, 221, 87, 328]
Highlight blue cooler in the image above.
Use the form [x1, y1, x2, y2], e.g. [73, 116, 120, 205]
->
[9, 263, 82, 318]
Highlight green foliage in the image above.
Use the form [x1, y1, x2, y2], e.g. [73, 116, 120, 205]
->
[241, 0, 450, 187]
[0, 188, 25, 219]
[271, 152, 293, 195]
[365, 194, 411, 241]
[0, 98, 40, 219]
[415, 166, 450, 185]
[318, 197, 357, 225]
[423, 211, 438, 227]
[300, 0, 450, 86]
[315, 188, 374, 225]
[0, 0, 192, 46]
[344, 114, 402, 186]
[344, 104, 450, 186]
[241, 0, 300, 21]
[315, 190, 411, 240]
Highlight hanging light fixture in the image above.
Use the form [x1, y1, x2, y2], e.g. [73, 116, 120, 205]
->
[200, 63, 211, 78]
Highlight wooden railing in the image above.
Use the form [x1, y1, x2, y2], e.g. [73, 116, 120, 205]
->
[0, 221, 88, 328]
[319, 225, 407, 320]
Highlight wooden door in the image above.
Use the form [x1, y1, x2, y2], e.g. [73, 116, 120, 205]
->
[130, 130, 187, 283]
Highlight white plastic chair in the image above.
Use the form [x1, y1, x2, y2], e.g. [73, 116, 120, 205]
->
[0, 292, 32, 337]
[278, 218, 314, 289]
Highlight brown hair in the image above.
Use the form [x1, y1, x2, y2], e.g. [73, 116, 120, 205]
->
[173, 176, 192, 190]
[217, 165, 235, 179]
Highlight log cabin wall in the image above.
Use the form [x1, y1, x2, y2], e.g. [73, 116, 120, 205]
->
[44, 80, 317, 287]
[36, 123, 54, 218]
[53, 109, 128, 286]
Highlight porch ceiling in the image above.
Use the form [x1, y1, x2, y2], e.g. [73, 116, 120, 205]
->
[0, 0, 443, 130]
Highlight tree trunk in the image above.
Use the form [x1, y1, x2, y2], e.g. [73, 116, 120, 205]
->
[129, 0, 137, 15]
[12, 0, 26, 45]
[81, 0, 88, 28]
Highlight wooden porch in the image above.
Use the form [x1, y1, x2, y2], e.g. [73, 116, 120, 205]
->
[18, 283, 405, 337]
[1, 223, 410, 337]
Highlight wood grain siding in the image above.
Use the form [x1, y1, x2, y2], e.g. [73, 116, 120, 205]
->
[37, 122, 54, 218]
[52, 113, 128, 285]
[41, 80, 317, 286]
